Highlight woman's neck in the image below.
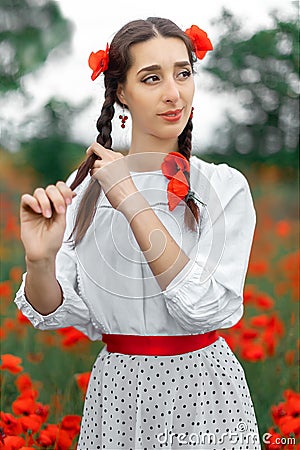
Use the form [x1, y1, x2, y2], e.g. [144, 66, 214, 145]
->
[126, 133, 178, 172]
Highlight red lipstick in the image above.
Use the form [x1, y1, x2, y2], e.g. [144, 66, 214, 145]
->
[158, 108, 183, 122]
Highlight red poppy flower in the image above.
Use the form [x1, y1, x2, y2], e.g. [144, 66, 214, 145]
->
[232, 319, 244, 330]
[241, 328, 258, 339]
[261, 329, 276, 356]
[61, 414, 81, 429]
[269, 314, 285, 337]
[166, 172, 190, 211]
[264, 428, 283, 450]
[16, 310, 30, 324]
[12, 397, 36, 416]
[185, 25, 213, 60]
[38, 425, 58, 447]
[271, 403, 287, 428]
[255, 294, 274, 310]
[9, 266, 23, 283]
[161, 152, 189, 179]
[279, 415, 300, 437]
[19, 388, 39, 401]
[275, 220, 291, 237]
[243, 286, 256, 304]
[18, 414, 43, 433]
[241, 343, 265, 361]
[15, 374, 33, 393]
[0, 354, 23, 374]
[250, 314, 270, 328]
[0, 281, 12, 299]
[37, 430, 52, 447]
[57, 429, 74, 450]
[34, 402, 49, 423]
[60, 328, 89, 347]
[61, 415, 81, 439]
[3, 319, 15, 332]
[38, 425, 73, 450]
[0, 412, 22, 435]
[161, 152, 190, 211]
[75, 372, 91, 395]
[248, 260, 269, 276]
[88, 43, 109, 80]
[1, 435, 25, 450]
[284, 390, 300, 416]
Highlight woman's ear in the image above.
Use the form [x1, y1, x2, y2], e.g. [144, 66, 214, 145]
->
[116, 84, 126, 105]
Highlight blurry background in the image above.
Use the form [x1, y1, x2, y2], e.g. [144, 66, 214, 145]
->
[0, 0, 298, 183]
[0, 1, 299, 449]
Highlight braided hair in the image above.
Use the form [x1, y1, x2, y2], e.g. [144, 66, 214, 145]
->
[178, 116, 199, 232]
[69, 17, 199, 244]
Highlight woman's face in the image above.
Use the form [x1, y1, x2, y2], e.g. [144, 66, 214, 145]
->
[117, 36, 195, 145]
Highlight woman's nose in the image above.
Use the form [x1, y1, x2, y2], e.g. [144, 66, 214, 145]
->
[162, 78, 180, 103]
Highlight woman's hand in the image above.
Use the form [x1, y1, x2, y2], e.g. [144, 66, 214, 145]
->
[20, 181, 76, 262]
[87, 142, 138, 211]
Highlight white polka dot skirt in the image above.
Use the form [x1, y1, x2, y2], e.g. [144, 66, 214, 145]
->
[77, 336, 261, 449]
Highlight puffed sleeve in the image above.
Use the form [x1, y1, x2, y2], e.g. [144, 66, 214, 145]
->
[161, 162, 256, 333]
[14, 171, 103, 341]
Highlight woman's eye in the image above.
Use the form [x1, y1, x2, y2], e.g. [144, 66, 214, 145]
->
[178, 69, 192, 79]
[142, 75, 160, 84]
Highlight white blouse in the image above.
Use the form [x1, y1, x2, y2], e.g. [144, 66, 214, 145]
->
[14, 155, 256, 341]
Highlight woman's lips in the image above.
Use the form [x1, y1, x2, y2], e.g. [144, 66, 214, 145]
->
[158, 108, 183, 122]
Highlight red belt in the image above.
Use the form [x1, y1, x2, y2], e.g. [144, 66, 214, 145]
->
[101, 331, 219, 356]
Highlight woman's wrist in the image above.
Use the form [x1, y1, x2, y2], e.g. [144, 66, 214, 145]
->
[117, 191, 151, 223]
[25, 255, 56, 274]
[24, 256, 63, 315]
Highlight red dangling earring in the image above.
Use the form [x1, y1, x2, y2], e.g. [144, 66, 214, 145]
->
[119, 105, 128, 129]
[190, 107, 194, 119]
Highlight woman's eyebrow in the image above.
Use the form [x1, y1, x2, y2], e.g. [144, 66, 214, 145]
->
[137, 61, 191, 75]
[137, 64, 161, 75]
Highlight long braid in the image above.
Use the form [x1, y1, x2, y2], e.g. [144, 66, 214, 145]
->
[69, 81, 117, 244]
[178, 117, 200, 232]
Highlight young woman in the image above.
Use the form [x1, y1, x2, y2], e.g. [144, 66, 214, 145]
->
[15, 17, 261, 449]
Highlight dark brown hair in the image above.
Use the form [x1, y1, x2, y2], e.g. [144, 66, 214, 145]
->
[69, 17, 199, 244]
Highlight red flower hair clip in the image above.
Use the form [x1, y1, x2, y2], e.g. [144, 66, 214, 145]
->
[184, 25, 213, 60]
[161, 152, 205, 211]
[88, 43, 110, 80]
[161, 152, 189, 211]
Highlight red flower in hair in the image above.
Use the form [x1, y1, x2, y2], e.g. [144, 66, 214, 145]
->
[88, 43, 109, 80]
[161, 152, 190, 211]
[185, 25, 213, 60]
